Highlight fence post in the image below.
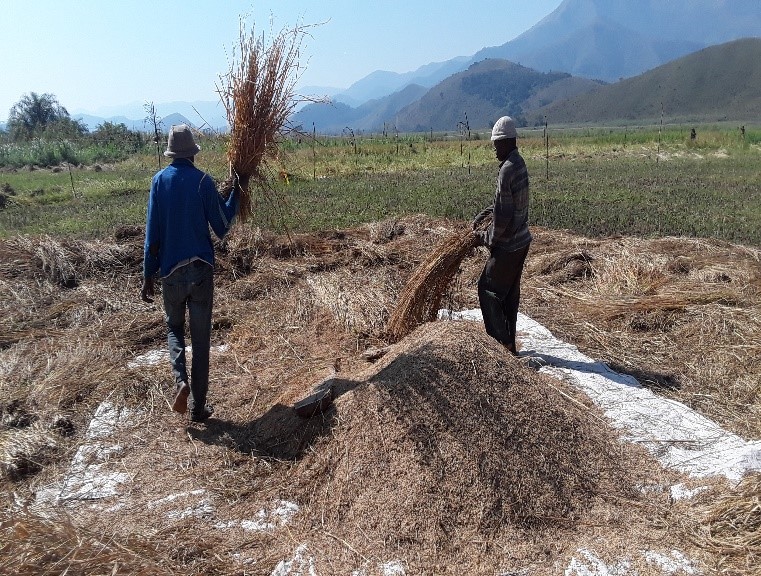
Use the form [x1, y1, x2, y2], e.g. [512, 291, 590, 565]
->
[544, 116, 549, 180]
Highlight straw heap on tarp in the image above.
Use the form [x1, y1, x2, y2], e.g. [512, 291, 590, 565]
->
[386, 227, 480, 341]
[217, 22, 305, 222]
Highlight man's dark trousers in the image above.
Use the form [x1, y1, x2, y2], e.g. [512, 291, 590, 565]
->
[162, 260, 214, 414]
[477, 244, 530, 353]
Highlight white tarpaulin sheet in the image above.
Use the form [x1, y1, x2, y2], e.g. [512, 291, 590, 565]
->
[440, 309, 761, 482]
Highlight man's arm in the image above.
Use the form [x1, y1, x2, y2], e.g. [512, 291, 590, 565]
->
[476, 166, 513, 247]
[141, 243, 159, 302]
[489, 179, 513, 242]
[142, 180, 161, 302]
[472, 205, 493, 230]
[204, 173, 240, 239]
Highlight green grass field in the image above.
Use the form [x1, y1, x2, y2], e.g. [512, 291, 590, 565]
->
[1, 126, 759, 245]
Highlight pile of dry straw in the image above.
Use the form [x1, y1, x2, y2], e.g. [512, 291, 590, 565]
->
[689, 473, 761, 575]
[0, 508, 173, 576]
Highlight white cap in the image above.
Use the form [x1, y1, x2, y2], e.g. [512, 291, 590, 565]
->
[491, 116, 517, 141]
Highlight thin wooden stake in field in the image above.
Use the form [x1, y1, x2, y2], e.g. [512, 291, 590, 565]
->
[65, 159, 76, 200]
[144, 102, 163, 171]
[544, 115, 549, 180]
[312, 123, 316, 180]
[657, 101, 664, 164]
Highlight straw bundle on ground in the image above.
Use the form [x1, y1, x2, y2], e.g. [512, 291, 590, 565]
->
[217, 22, 305, 222]
[386, 227, 479, 341]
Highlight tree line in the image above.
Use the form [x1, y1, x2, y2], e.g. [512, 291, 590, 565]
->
[1, 92, 146, 151]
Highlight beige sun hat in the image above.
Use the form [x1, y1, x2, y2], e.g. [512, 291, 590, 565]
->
[491, 116, 517, 141]
[164, 124, 201, 158]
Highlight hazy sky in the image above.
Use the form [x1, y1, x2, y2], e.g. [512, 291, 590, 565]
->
[1, 0, 563, 120]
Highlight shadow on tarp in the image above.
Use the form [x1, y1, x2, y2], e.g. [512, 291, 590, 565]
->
[520, 349, 682, 392]
[607, 362, 681, 391]
[188, 378, 361, 461]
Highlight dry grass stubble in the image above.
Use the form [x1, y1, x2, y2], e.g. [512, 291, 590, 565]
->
[1, 218, 758, 573]
[522, 228, 761, 439]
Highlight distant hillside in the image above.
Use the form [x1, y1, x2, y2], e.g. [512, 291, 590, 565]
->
[330, 0, 761, 110]
[293, 84, 428, 134]
[72, 112, 197, 133]
[74, 114, 144, 132]
[537, 38, 761, 125]
[160, 113, 195, 129]
[482, 20, 701, 83]
[473, 0, 761, 83]
[394, 60, 603, 132]
[72, 101, 227, 133]
[336, 57, 471, 104]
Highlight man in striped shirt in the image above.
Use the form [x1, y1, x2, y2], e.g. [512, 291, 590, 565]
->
[472, 116, 532, 355]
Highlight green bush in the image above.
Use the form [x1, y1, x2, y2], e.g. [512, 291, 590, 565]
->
[0, 136, 150, 169]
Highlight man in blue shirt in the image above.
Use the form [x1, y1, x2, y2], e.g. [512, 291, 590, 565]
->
[472, 116, 532, 355]
[141, 124, 240, 422]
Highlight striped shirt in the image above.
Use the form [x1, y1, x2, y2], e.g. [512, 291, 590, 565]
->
[477, 149, 532, 252]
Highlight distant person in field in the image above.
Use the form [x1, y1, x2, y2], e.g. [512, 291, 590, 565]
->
[140, 124, 241, 422]
[691, 128, 697, 141]
[472, 116, 532, 356]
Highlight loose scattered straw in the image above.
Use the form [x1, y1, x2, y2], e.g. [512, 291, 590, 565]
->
[690, 473, 760, 575]
[0, 506, 174, 576]
[386, 227, 479, 341]
[2, 223, 760, 573]
[217, 21, 306, 222]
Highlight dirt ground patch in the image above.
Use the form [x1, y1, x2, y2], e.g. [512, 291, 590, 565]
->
[1, 217, 759, 574]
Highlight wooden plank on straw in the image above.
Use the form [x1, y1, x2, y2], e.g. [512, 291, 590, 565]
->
[387, 228, 479, 341]
[217, 21, 306, 222]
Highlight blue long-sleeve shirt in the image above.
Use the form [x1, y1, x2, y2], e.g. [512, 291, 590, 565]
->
[143, 158, 238, 278]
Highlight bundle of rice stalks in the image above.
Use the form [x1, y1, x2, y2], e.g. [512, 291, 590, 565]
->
[217, 21, 306, 222]
[690, 473, 760, 575]
[386, 227, 479, 341]
[561, 287, 744, 321]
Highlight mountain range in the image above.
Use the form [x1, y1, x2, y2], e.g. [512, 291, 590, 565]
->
[292, 0, 761, 133]
[537, 37, 761, 125]
[4, 0, 759, 134]
[70, 100, 229, 133]
[292, 36, 761, 133]
[325, 0, 761, 105]
[390, 61, 603, 133]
